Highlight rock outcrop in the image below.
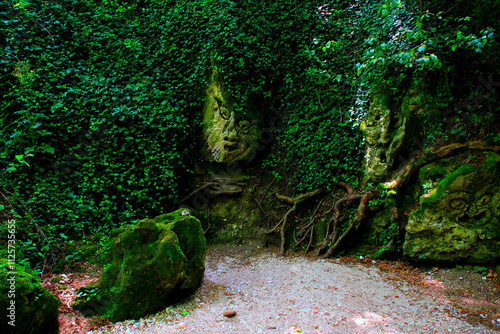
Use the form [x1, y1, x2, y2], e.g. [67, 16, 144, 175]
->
[201, 64, 263, 163]
[403, 152, 500, 264]
[361, 83, 408, 185]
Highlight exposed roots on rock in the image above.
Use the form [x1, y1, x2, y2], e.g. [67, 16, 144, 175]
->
[179, 178, 247, 204]
[383, 140, 500, 194]
[381, 140, 500, 222]
[267, 181, 376, 257]
[269, 188, 324, 255]
[188, 141, 500, 258]
[319, 190, 375, 258]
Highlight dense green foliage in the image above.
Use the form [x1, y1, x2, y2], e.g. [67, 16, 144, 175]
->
[1, 0, 204, 269]
[1, 0, 498, 269]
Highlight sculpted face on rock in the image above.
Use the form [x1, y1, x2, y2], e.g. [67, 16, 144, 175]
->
[360, 84, 407, 185]
[201, 72, 262, 163]
[403, 153, 500, 263]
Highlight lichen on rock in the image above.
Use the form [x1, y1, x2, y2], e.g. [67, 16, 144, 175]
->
[72, 208, 206, 322]
[0, 259, 60, 334]
[403, 152, 500, 264]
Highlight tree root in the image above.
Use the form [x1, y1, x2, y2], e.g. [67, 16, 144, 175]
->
[294, 196, 328, 246]
[271, 188, 324, 255]
[179, 178, 246, 204]
[320, 190, 375, 258]
[266, 180, 377, 257]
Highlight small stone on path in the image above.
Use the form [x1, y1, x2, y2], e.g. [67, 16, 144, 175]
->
[223, 310, 237, 317]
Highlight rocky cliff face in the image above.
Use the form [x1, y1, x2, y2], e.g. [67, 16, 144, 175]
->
[360, 83, 408, 186]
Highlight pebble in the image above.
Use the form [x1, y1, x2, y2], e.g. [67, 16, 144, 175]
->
[223, 310, 237, 317]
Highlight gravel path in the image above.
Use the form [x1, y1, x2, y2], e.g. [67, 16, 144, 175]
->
[91, 246, 498, 334]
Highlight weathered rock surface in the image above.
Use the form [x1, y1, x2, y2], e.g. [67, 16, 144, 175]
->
[72, 208, 206, 322]
[403, 152, 500, 264]
[360, 83, 408, 185]
[361, 77, 438, 186]
[201, 64, 262, 163]
[0, 259, 60, 334]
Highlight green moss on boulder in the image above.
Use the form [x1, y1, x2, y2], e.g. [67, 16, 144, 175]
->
[72, 208, 206, 322]
[0, 259, 60, 334]
[403, 152, 500, 264]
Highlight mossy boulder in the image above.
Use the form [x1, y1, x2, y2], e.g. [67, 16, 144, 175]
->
[72, 208, 206, 322]
[403, 152, 500, 264]
[0, 259, 60, 334]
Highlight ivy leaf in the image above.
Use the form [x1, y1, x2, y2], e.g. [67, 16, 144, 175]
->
[24, 147, 35, 155]
[42, 146, 55, 154]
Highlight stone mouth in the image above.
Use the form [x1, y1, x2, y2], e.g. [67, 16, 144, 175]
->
[223, 142, 244, 152]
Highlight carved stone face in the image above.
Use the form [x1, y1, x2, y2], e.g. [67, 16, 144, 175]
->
[201, 74, 261, 163]
[403, 153, 500, 263]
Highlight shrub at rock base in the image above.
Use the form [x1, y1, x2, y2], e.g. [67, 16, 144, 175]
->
[72, 208, 206, 322]
[0, 259, 60, 334]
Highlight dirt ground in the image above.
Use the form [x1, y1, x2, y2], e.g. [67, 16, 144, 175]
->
[43, 245, 500, 333]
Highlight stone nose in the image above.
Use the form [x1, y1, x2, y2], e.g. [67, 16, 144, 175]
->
[222, 113, 238, 142]
[223, 126, 238, 142]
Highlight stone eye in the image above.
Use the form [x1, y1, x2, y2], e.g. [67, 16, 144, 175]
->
[238, 120, 251, 130]
[214, 98, 230, 120]
[477, 194, 491, 207]
[219, 107, 230, 120]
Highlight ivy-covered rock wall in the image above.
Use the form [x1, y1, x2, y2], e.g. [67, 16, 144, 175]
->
[1, 0, 499, 269]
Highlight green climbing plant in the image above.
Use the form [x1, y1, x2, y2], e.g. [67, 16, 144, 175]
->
[1, 0, 498, 268]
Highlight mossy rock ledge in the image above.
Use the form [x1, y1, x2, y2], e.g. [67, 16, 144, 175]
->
[0, 259, 60, 334]
[72, 208, 206, 322]
[403, 152, 500, 264]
